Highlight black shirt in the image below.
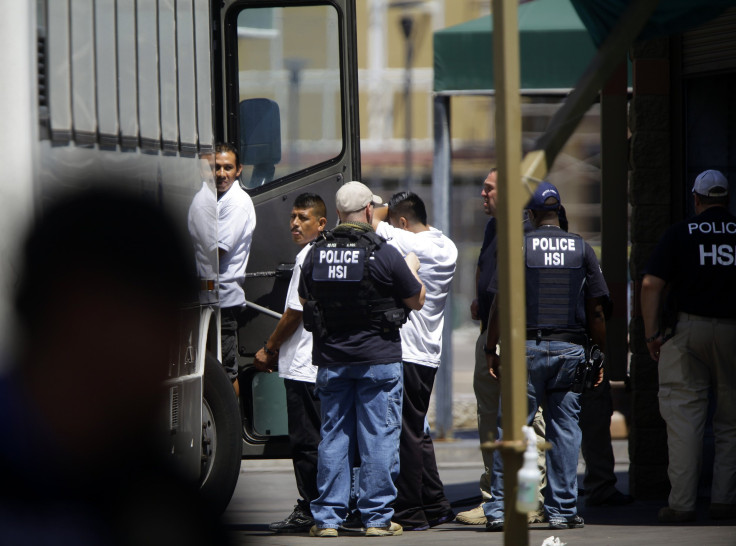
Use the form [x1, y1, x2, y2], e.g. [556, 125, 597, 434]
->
[476, 217, 497, 330]
[645, 206, 736, 318]
[299, 234, 422, 366]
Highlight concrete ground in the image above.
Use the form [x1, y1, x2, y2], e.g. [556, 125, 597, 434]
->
[226, 435, 735, 545]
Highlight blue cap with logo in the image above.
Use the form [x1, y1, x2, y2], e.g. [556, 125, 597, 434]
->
[692, 169, 728, 197]
[527, 181, 562, 211]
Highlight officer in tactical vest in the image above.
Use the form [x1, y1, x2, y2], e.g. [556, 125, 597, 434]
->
[482, 181, 609, 531]
[298, 181, 425, 537]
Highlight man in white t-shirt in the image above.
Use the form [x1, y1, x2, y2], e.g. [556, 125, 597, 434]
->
[216, 143, 256, 396]
[372, 191, 458, 531]
[252, 193, 327, 533]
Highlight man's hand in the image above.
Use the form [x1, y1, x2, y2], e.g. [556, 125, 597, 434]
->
[470, 298, 479, 321]
[594, 366, 604, 388]
[253, 348, 277, 373]
[486, 352, 501, 380]
[646, 335, 663, 362]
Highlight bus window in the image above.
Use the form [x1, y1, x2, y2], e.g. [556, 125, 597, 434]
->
[234, 5, 343, 189]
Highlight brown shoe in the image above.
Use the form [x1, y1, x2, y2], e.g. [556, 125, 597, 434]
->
[365, 522, 403, 537]
[527, 508, 547, 524]
[454, 504, 486, 525]
[658, 507, 696, 523]
[309, 525, 338, 537]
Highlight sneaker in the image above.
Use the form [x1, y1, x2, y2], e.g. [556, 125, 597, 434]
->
[427, 510, 455, 528]
[365, 522, 403, 537]
[269, 504, 315, 533]
[658, 507, 696, 523]
[710, 503, 736, 520]
[455, 504, 486, 525]
[339, 510, 365, 534]
[396, 521, 429, 531]
[549, 514, 584, 530]
[485, 519, 504, 532]
[309, 525, 338, 537]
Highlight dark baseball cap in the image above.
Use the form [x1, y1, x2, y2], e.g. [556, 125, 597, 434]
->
[527, 181, 562, 211]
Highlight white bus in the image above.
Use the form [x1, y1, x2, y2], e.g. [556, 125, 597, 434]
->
[0, 0, 360, 513]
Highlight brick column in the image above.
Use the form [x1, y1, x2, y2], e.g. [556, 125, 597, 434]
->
[627, 37, 672, 499]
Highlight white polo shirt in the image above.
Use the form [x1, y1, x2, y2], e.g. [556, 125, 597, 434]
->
[217, 182, 256, 308]
[278, 244, 317, 382]
[376, 222, 457, 368]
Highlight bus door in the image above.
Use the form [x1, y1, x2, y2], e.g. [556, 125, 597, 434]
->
[215, 0, 360, 458]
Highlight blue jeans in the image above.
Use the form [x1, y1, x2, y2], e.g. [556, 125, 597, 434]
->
[483, 340, 583, 523]
[311, 362, 403, 529]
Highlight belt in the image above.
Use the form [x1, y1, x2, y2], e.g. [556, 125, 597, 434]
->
[678, 312, 736, 325]
[526, 329, 587, 346]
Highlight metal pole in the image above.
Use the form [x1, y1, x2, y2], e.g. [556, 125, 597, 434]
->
[400, 15, 414, 191]
[432, 95, 453, 439]
[491, 0, 528, 543]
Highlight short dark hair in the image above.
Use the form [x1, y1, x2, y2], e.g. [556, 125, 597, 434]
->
[388, 191, 427, 226]
[215, 142, 240, 166]
[696, 193, 729, 206]
[293, 192, 327, 220]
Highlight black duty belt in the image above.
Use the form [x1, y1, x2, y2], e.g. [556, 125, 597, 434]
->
[526, 329, 587, 346]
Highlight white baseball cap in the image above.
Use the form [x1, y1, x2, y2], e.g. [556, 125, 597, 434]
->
[335, 181, 383, 213]
[692, 169, 728, 197]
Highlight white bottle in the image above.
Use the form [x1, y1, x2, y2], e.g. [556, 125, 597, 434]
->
[516, 425, 542, 513]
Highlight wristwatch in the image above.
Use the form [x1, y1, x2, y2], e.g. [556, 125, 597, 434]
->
[645, 331, 659, 343]
[263, 342, 279, 356]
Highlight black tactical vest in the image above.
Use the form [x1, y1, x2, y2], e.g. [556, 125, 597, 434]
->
[306, 228, 405, 336]
[525, 228, 587, 332]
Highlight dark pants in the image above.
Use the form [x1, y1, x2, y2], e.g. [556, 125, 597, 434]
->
[285, 378, 321, 512]
[579, 373, 618, 503]
[393, 362, 452, 528]
[220, 307, 240, 380]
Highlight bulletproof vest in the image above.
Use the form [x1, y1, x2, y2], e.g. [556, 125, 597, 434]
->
[307, 228, 405, 336]
[525, 228, 587, 331]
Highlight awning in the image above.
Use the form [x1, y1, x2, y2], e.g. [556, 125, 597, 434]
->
[571, 0, 735, 47]
[433, 0, 598, 94]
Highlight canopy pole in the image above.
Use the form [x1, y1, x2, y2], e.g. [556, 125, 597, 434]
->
[490, 0, 527, 543]
[521, 0, 660, 186]
[432, 94, 453, 439]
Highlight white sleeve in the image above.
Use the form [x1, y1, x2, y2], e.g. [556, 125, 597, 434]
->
[376, 221, 414, 256]
[285, 249, 306, 312]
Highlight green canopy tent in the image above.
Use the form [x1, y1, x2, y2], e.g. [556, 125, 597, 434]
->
[434, 0, 598, 94]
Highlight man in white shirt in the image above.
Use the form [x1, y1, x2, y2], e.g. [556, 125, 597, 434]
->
[372, 192, 458, 531]
[253, 193, 327, 533]
[216, 143, 256, 396]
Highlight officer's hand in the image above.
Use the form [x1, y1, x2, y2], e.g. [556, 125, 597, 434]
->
[646, 336, 663, 362]
[470, 298, 479, 320]
[487, 353, 501, 380]
[404, 252, 420, 273]
[594, 366, 604, 388]
[253, 348, 276, 373]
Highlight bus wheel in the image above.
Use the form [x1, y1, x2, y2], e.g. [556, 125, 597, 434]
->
[200, 353, 242, 514]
